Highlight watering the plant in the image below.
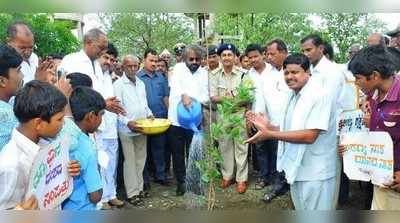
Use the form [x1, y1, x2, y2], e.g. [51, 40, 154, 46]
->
[168, 44, 209, 197]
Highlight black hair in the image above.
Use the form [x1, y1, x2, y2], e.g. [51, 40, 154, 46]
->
[348, 45, 396, 79]
[157, 59, 169, 69]
[6, 21, 31, 40]
[144, 48, 158, 59]
[283, 53, 310, 71]
[384, 36, 390, 46]
[106, 43, 119, 58]
[245, 44, 263, 56]
[69, 86, 106, 122]
[66, 72, 93, 89]
[266, 39, 288, 53]
[235, 48, 241, 57]
[47, 53, 65, 60]
[301, 34, 324, 47]
[322, 42, 334, 60]
[239, 54, 248, 62]
[0, 44, 23, 78]
[14, 80, 67, 123]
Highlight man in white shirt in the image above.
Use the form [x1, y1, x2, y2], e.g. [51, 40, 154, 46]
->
[253, 39, 291, 202]
[246, 53, 338, 210]
[245, 43, 274, 190]
[96, 43, 124, 209]
[168, 45, 209, 196]
[301, 34, 345, 209]
[114, 55, 153, 206]
[59, 28, 125, 116]
[6, 21, 39, 84]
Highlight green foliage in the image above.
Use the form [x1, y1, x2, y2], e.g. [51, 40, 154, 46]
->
[318, 13, 387, 63]
[196, 79, 255, 187]
[0, 13, 79, 58]
[100, 13, 194, 59]
[213, 13, 386, 63]
[213, 13, 316, 53]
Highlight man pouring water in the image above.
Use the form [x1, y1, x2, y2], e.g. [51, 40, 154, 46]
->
[167, 44, 209, 196]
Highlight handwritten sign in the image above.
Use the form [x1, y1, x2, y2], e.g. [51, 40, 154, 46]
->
[28, 137, 73, 210]
[338, 109, 368, 136]
[341, 131, 394, 187]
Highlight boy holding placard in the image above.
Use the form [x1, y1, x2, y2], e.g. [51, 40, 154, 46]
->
[0, 80, 68, 210]
[62, 87, 105, 210]
[348, 45, 400, 210]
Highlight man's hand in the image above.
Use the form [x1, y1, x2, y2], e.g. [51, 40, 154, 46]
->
[363, 113, 371, 129]
[389, 171, 400, 193]
[338, 144, 347, 157]
[17, 196, 38, 210]
[127, 121, 143, 133]
[182, 94, 192, 108]
[56, 76, 72, 98]
[35, 58, 56, 83]
[106, 97, 126, 115]
[361, 101, 371, 128]
[244, 113, 273, 144]
[67, 160, 80, 177]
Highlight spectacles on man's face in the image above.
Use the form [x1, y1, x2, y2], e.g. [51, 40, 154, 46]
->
[188, 57, 201, 62]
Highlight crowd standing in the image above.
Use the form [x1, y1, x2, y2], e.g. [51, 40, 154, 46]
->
[0, 20, 399, 210]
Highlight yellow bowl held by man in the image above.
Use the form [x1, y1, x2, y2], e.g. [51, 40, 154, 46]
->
[135, 118, 171, 135]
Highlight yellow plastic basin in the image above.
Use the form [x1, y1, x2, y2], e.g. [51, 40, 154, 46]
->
[135, 118, 171, 135]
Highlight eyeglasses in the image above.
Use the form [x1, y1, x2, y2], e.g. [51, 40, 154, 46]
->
[188, 57, 201, 62]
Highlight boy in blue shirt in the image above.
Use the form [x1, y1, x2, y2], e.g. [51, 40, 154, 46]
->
[62, 87, 105, 210]
[0, 45, 23, 151]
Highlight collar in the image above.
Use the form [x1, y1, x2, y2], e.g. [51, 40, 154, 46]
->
[249, 62, 271, 75]
[12, 128, 40, 156]
[78, 49, 92, 62]
[311, 56, 330, 73]
[137, 69, 160, 78]
[122, 73, 138, 85]
[222, 66, 242, 76]
[372, 76, 400, 102]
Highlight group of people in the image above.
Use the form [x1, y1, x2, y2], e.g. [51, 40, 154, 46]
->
[0, 19, 399, 211]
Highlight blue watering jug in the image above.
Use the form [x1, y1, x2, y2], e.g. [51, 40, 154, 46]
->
[177, 100, 202, 132]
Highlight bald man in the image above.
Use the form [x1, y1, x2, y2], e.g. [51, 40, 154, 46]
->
[7, 21, 38, 84]
[367, 33, 385, 47]
[114, 55, 153, 206]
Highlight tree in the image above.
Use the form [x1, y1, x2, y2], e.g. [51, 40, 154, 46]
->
[100, 13, 194, 58]
[318, 13, 387, 63]
[212, 13, 317, 53]
[0, 13, 80, 58]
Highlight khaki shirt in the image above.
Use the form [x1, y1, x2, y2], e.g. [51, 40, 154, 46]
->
[210, 66, 247, 98]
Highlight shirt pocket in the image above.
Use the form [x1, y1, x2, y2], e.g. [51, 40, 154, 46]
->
[155, 82, 165, 97]
[381, 110, 400, 129]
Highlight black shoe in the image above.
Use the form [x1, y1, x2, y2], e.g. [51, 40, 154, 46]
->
[261, 191, 277, 203]
[139, 190, 151, 199]
[127, 195, 144, 206]
[155, 179, 172, 186]
[262, 182, 289, 203]
[176, 183, 185, 196]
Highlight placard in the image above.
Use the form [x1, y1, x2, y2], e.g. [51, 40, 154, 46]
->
[28, 137, 73, 210]
[341, 131, 394, 187]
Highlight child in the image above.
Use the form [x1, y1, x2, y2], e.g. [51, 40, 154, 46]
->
[0, 44, 23, 152]
[62, 87, 105, 210]
[0, 80, 68, 210]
